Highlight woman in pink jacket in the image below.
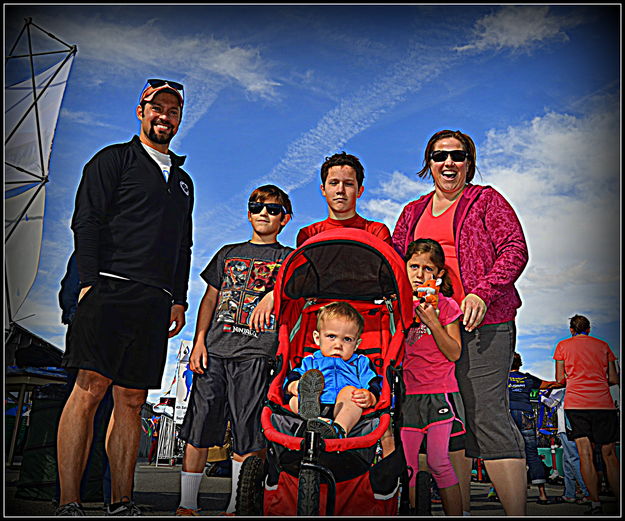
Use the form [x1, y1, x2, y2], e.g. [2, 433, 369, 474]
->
[392, 129, 529, 516]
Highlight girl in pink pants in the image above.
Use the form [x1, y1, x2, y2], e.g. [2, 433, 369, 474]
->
[400, 239, 464, 516]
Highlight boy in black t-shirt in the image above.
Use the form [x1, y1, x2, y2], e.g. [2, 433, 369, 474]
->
[176, 185, 293, 516]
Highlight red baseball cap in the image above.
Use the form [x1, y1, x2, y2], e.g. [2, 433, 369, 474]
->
[139, 79, 184, 108]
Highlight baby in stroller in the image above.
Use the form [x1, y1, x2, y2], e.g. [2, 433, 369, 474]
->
[283, 301, 382, 439]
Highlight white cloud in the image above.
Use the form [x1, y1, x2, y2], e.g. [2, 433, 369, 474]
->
[455, 6, 585, 53]
[364, 96, 620, 338]
[524, 359, 557, 382]
[479, 102, 620, 334]
[260, 48, 448, 192]
[35, 13, 280, 141]
[61, 109, 126, 131]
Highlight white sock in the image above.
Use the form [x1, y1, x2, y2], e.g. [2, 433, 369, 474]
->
[226, 459, 243, 513]
[179, 471, 204, 510]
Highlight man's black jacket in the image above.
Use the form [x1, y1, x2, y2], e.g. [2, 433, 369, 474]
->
[71, 135, 193, 308]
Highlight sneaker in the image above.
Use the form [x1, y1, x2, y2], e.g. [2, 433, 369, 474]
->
[561, 496, 578, 503]
[298, 369, 325, 420]
[487, 487, 499, 502]
[106, 500, 142, 516]
[306, 418, 344, 439]
[175, 507, 201, 516]
[584, 504, 603, 516]
[55, 502, 85, 516]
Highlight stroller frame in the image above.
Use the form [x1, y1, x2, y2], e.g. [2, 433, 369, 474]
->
[236, 229, 414, 516]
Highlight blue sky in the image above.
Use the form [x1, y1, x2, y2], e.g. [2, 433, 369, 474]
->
[5, 4, 620, 404]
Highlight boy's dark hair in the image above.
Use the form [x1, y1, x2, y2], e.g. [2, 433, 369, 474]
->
[249, 184, 293, 216]
[569, 314, 590, 334]
[317, 301, 365, 339]
[404, 239, 454, 298]
[320, 152, 365, 187]
[511, 352, 522, 371]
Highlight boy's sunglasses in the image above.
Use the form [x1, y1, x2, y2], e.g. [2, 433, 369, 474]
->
[429, 150, 468, 163]
[248, 201, 286, 216]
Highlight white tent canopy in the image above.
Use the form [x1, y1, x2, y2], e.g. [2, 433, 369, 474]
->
[4, 19, 76, 330]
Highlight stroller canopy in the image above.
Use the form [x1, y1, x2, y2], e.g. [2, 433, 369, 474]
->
[274, 228, 413, 330]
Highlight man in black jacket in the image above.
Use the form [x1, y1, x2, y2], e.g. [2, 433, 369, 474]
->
[56, 79, 193, 516]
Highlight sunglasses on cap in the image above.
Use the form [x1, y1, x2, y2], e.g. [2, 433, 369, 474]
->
[429, 150, 468, 163]
[248, 201, 287, 216]
[140, 79, 184, 105]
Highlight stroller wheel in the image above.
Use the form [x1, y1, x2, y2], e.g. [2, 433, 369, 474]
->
[415, 471, 432, 516]
[235, 456, 266, 515]
[297, 468, 321, 515]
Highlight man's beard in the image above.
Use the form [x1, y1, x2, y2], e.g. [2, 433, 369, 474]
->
[148, 124, 174, 145]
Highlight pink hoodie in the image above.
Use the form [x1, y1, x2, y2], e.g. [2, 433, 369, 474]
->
[392, 184, 528, 326]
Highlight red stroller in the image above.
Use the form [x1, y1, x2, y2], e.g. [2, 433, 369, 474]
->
[235, 229, 414, 516]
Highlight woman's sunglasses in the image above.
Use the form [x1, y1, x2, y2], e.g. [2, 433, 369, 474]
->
[248, 201, 286, 216]
[429, 150, 468, 163]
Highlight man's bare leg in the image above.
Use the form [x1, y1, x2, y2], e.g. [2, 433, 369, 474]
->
[106, 385, 147, 504]
[601, 443, 619, 502]
[483, 458, 527, 516]
[57, 369, 112, 505]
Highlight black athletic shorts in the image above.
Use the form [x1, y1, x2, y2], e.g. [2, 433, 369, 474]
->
[566, 409, 619, 445]
[62, 277, 171, 389]
[179, 356, 271, 455]
[413, 392, 466, 454]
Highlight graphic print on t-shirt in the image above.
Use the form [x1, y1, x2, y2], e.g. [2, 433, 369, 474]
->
[216, 257, 281, 331]
[246, 260, 281, 293]
[215, 290, 241, 323]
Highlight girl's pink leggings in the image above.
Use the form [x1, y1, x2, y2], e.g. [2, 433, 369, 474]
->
[400, 422, 459, 489]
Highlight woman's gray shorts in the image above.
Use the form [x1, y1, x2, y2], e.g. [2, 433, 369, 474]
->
[455, 321, 525, 460]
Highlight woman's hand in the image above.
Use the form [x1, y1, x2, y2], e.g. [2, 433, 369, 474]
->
[461, 293, 487, 332]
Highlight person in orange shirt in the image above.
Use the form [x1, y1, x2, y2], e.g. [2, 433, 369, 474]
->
[554, 314, 620, 515]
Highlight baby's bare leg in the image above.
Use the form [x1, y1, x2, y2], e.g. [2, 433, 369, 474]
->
[289, 395, 299, 414]
[334, 386, 363, 434]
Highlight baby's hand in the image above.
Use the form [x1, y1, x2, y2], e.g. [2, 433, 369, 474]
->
[351, 389, 376, 409]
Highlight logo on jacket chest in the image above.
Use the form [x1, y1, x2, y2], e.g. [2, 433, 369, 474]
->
[179, 180, 190, 196]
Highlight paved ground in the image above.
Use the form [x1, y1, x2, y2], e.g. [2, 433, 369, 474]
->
[4, 458, 620, 517]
